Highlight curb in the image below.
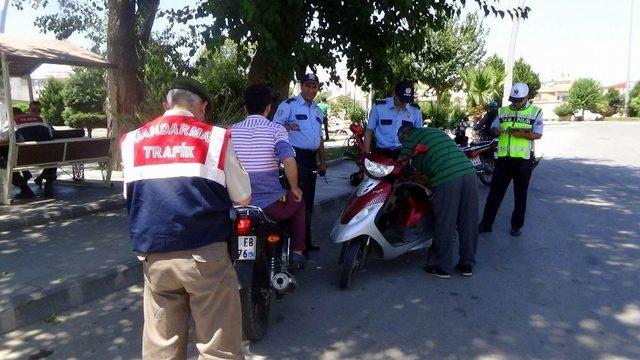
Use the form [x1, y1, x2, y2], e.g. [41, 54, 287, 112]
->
[0, 194, 126, 232]
[0, 191, 353, 335]
[0, 257, 141, 334]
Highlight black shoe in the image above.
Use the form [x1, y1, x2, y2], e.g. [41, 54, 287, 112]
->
[307, 243, 320, 252]
[290, 252, 306, 271]
[510, 227, 522, 237]
[22, 171, 32, 181]
[43, 181, 54, 197]
[455, 263, 473, 277]
[34, 176, 43, 187]
[423, 265, 451, 279]
[15, 188, 35, 199]
[478, 223, 492, 233]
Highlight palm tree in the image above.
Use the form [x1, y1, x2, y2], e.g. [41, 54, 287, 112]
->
[461, 66, 504, 114]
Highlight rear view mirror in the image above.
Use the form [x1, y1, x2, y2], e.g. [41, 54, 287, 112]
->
[412, 144, 429, 157]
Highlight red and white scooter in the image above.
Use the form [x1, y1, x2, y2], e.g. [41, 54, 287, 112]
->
[330, 145, 434, 289]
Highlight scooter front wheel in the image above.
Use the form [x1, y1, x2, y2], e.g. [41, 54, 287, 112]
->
[339, 240, 365, 289]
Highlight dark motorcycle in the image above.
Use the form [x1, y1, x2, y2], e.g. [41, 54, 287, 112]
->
[453, 120, 470, 147]
[231, 206, 297, 342]
[460, 138, 498, 186]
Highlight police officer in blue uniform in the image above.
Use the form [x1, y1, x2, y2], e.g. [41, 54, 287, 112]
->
[274, 73, 326, 252]
[364, 80, 423, 159]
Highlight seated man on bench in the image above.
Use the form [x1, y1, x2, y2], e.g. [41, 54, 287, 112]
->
[0, 107, 57, 199]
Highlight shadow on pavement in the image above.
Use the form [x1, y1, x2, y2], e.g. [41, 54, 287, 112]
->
[1, 157, 638, 359]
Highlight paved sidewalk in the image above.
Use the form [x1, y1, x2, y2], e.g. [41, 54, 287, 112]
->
[0, 166, 125, 231]
[0, 160, 358, 334]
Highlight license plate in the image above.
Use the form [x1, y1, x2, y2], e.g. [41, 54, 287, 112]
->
[470, 157, 482, 167]
[237, 236, 257, 260]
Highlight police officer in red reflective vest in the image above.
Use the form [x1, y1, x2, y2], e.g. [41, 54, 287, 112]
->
[121, 78, 251, 359]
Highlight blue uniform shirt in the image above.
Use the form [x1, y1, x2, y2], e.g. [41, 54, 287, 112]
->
[273, 94, 324, 150]
[367, 97, 423, 149]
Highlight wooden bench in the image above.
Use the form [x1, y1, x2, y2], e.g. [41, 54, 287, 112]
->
[0, 137, 115, 204]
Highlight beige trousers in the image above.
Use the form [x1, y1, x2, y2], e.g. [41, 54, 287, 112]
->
[141, 242, 244, 360]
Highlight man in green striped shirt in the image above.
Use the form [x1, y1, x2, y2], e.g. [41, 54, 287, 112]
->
[398, 124, 479, 278]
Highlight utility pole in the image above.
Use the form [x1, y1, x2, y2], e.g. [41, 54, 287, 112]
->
[502, 0, 526, 105]
[625, 0, 635, 116]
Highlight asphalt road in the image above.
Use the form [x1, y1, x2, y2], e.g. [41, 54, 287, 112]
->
[2, 121, 639, 360]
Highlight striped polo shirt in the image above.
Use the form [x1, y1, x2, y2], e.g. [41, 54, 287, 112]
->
[399, 127, 474, 187]
[231, 115, 295, 208]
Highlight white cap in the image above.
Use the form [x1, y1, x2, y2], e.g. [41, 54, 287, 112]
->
[509, 82, 529, 101]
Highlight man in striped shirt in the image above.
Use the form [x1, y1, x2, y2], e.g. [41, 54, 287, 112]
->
[231, 84, 307, 268]
[398, 124, 479, 278]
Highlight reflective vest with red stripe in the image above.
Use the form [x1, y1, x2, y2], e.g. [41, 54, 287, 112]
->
[120, 113, 232, 253]
[14, 115, 53, 142]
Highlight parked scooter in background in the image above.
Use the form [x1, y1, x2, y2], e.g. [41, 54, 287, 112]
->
[453, 119, 470, 147]
[331, 145, 434, 289]
[460, 138, 498, 186]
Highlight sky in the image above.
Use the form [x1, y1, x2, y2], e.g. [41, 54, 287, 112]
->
[2, 0, 638, 86]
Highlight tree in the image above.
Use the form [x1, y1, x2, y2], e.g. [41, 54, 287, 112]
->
[417, 14, 487, 100]
[175, 1, 529, 101]
[568, 78, 605, 120]
[330, 96, 365, 124]
[461, 66, 503, 111]
[61, 68, 108, 136]
[512, 57, 541, 99]
[484, 54, 506, 80]
[143, 31, 193, 107]
[482, 55, 540, 100]
[628, 82, 640, 116]
[553, 103, 574, 118]
[14, 0, 162, 134]
[38, 77, 66, 126]
[196, 40, 248, 125]
[600, 88, 624, 117]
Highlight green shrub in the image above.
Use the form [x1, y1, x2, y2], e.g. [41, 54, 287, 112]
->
[419, 101, 464, 130]
[554, 103, 574, 117]
[630, 97, 640, 118]
[61, 68, 107, 114]
[13, 102, 29, 113]
[423, 101, 452, 130]
[330, 95, 366, 124]
[39, 77, 66, 125]
[65, 112, 106, 137]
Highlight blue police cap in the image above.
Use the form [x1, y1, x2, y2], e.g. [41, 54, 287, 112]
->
[301, 73, 320, 85]
[394, 80, 415, 103]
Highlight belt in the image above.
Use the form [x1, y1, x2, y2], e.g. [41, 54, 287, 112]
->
[293, 147, 318, 158]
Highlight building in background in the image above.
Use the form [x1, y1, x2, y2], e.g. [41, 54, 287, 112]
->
[10, 64, 71, 102]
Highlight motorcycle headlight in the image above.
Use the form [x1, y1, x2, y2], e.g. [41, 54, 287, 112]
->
[364, 158, 394, 178]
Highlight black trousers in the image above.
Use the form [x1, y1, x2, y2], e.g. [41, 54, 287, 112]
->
[480, 157, 534, 230]
[293, 147, 318, 248]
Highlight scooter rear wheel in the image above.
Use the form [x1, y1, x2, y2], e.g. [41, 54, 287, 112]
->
[478, 157, 494, 186]
[339, 240, 364, 289]
[240, 285, 270, 342]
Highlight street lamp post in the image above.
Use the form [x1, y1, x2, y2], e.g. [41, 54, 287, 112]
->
[625, 0, 635, 116]
[502, 0, 526, 105]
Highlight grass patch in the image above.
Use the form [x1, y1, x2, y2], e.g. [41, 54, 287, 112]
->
[604, 117, 640, 122]
[325, 146, 349, 161]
